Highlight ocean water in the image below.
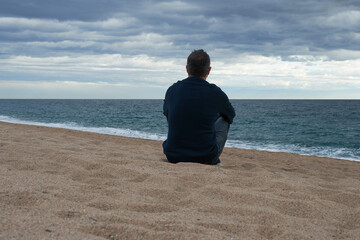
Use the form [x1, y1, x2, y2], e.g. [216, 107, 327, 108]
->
[0, 99, 359, 161]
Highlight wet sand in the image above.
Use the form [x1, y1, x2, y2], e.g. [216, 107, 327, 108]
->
[0, 121, 359, 239]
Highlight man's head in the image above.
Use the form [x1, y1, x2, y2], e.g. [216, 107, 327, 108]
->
[186, 49, 211, 79]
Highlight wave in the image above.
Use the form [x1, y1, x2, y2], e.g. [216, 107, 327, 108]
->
[1, 115, 359, 162]
[226, 140, 360, 162]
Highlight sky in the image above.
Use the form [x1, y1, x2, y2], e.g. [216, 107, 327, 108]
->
[0, 0, 359, 99]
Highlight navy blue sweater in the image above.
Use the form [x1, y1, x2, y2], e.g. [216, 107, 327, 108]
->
[163, 77, 236, 164]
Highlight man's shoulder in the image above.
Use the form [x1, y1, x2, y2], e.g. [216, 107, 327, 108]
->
[167, 80, 183, 90]
[208, 82, 226, 95]
[208, 82, 220, 89]
[165, 80, 182, 96]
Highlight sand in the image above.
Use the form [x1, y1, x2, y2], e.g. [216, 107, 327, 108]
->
[0, 121, 359, 239]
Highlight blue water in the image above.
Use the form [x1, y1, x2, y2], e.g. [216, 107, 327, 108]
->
[0, 99, 359, 161]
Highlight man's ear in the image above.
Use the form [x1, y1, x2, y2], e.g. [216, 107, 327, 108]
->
[208, 66, 212, 75]
[186, 65, 189, 73]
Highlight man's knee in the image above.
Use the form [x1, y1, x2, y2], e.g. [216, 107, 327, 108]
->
[215, 116, 230, 133]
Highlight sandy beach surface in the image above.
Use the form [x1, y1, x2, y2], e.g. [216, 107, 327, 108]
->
[0, 121, 359, 239]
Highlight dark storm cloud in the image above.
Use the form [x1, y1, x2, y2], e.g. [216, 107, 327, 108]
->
[0, 0, 360, 59]
[0, 0, 127, 20]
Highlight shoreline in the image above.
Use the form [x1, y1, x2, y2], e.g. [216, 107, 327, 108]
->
[1, 119, 358, 162]
[1, 121, 360, 239]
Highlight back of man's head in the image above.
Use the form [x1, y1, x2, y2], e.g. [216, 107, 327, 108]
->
[187, 49, 210, 77]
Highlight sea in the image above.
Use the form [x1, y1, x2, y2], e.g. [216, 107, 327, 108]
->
[0, 99, 359, 162]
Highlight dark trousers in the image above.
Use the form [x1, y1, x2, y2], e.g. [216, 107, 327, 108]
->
[211, 116, 230, 164]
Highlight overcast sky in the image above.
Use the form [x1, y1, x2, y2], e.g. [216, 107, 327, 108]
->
[0, 0, 359, 99]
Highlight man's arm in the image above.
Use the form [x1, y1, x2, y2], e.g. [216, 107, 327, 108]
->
[219, 91, 236, 124]
[163, 89, 170, 121]
[163, 100, 169, 121]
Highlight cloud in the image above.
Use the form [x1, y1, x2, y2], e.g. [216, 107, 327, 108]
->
[210, 54, 360, 89]
[151, 1, 200, 12]
[317, 10, 360, 29]
[0, 0, 360, 98]
[1, 1, 360, 57]
[0, 0, 126, 20]
[0, 54, 184, 85]
[2, 52, 359, 91]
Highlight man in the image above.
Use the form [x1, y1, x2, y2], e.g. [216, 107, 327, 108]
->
[163, 49, 235, 166]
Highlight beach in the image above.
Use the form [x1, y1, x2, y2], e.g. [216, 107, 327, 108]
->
[1, 121, 359, 239]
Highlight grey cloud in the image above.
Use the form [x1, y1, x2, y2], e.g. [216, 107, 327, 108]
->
[0, 0, 127, 20]
[0, 0, 360, 60]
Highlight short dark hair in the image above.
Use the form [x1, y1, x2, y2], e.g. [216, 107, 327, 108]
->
[187, 49, 210, 77]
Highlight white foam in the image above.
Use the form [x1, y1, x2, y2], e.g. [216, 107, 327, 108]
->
[226, 139, 360, 162]
[0, 115, 167, 141]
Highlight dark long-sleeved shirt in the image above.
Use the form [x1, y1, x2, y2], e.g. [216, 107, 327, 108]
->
[163, 77, 236, 164]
